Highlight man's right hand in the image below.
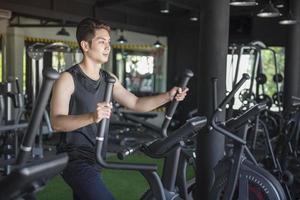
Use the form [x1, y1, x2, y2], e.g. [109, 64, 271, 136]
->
[92, 102, 113, 123]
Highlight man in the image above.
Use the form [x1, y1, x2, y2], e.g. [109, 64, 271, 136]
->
[50, 17, 188, 200]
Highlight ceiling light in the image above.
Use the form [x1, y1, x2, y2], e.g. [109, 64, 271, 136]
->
[274, 0, 285, 8]
[160, 1, 169, 14]
[154, 37, 162, 48]
[279, 12, 298, 25]
[56, 27, 70, 36]
[279, 0, 298, 26]
[279, 17, 298, 25]
[117, 35, 128, 44]
[230, 0, 258, 6]
[257, 0, 282, 18]
[189, 11, 199, 21]
[117, 30, 128, 44]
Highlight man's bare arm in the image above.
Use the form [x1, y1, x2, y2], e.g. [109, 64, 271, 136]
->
[50, 72, 112, 132]
[50, 72, 95, 132]
[112, 76, 187, 112]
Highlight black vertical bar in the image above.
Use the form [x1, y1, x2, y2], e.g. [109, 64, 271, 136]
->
[161, 147, 181, 191]
[16, 68, 59, 165]
[283, 0, 300, 108]
[161, 69, 193, 137]
[196, 0, 230, 199]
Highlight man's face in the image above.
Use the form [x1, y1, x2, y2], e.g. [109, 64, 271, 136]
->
[86, 28, 111, 64]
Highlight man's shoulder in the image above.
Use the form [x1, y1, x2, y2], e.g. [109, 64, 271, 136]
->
[52, 71, 74, 95]
[58, 71, 74, 84]
[65, 64, 79, 73]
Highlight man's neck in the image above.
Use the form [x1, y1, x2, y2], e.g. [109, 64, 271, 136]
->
[79, 59, 102, 80]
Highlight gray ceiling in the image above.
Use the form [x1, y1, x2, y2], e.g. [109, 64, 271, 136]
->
[0, 0, 290, 35]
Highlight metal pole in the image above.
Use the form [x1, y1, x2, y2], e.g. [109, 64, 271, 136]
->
[196, 0, 230, 198]
[283, 0, 300, 108]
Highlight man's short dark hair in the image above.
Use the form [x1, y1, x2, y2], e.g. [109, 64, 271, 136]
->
[76, 17, 111, 52]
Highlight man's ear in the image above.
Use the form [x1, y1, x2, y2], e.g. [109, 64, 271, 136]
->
[80, 41, 89, 52]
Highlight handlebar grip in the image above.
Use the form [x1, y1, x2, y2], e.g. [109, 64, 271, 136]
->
[96, 76, 116, 163]
[97, 77, 115, 139]
[161, 69, 194, 137]
[117, 144, 142, 160]
[96, 76, 159, 171]
[104, 77, 116, 103]
[43, 67, 60, 80]
[218, 73, 249, 110]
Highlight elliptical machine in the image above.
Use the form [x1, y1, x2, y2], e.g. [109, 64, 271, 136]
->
[209, 74, 286, 200]
[0, 67, 68, 200]
[96, 69, 207, 200]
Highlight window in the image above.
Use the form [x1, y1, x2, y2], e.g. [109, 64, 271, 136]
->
[52, 52, 66, 72]
[114, 50, 155, 95]
[226, 47, 258, 110]
[260, 47, 285, 97]
[52, 49, 82, 72]
[226, 46, 285, 111]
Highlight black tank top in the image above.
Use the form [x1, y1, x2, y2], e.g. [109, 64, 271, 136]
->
[58, 64, 110, 164]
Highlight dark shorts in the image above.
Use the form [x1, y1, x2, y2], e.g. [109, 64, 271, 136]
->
[61, 160, 115, 200]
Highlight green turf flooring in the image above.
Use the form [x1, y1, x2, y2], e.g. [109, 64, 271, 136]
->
[37, 154, 195, 200]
